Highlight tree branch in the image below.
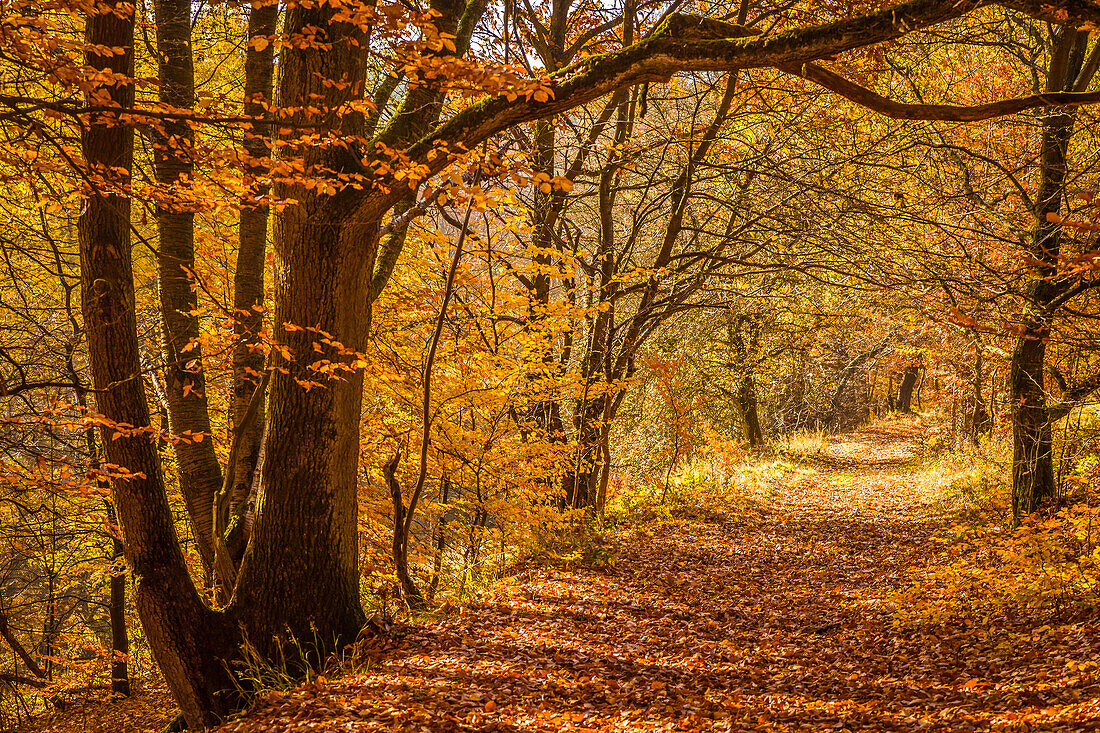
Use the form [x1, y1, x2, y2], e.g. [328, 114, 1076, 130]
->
[394, 0, 1100, 208]
[1049, 370, 1100, 421]
[786, 60, 1100, 121]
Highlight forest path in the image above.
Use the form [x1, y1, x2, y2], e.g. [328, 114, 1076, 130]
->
[220, 418, 1100, 733]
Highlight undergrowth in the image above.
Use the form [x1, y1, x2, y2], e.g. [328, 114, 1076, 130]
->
[893, 429, 1100, 626]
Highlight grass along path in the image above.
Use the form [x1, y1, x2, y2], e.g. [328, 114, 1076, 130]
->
[215, 418, 1100, 732]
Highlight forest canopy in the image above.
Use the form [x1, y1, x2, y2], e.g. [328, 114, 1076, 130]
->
[5, 0, 1100, 728]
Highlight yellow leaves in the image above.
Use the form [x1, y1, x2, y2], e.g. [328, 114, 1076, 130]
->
[526, 82, 554, 103]
[897, 500, 1100, 628]
[424, 32, 458, 54]
[511, 171, 574, 194]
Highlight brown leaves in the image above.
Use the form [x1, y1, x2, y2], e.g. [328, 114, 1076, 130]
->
[38, 424, 1100, 732]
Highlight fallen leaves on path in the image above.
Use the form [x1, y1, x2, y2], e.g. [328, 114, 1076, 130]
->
[26, 419, 1100, 732]
[218, 420, 1100, 732]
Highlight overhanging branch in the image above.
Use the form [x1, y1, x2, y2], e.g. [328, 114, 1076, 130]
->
[399, 0, 1100, 202]
[786, 61, 1100, 120]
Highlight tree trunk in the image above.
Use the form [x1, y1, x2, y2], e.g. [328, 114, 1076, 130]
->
[109, 535, 130, 696]
[228, 0, 373, 658]
[595, 428, 612, 515]
[737, 374, 765, 448]
[915, 367, 925, 410]
[228, 0, 280, 561]
[970, 347, 991, 444]
[564, 465, 597, 510]
[429, 477, 450, 600]
[1010, 27, 1087, 518]
[518, 0, 570, 439]
[1011, 331, 1057, 515]
[896, 365, 919, 413]
[232, 0, 486, 665]
[385, 454, 425, 607]
[79, 2, 241, 724]
[729, 316, 763, 448]
[105, 503, 130, 697]
[564, 393, 610, 510]
[152, 0, 222, 576]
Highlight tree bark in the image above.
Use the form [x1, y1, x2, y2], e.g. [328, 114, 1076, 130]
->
[564, 396, 607, 510]
[152, 0, 222, 576]
[228, 0, 374, 659]
[384, 454, 425, 607]
[105, 502, 130, 697]
[1011, 331, 1057, 515]
[520, 0, 569, 438]
[1010, 27, 1089, 518]
[730, 316, 764, 448]
[232, 0, 487, 664]
[79, 1, 240, 724]
[737, 375, 765, 448]
[896, 365, 920, 413]
[228, 0, 280, 562]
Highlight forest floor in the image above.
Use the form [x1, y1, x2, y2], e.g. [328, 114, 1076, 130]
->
[21, 417, 1100, 732]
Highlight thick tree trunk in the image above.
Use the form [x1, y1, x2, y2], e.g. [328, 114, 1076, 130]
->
[896, 365, 920, 413]
[1010, 27, 1087, 518]
[79, 2, 240, 724]
[729, 316, 763, 448]
[230, 209, 372, 660]
[233, 0, 487, 663]
[521, 112, 567, 439]
[564, 465, 597, 510]
[152, 0, 222, 575]
[737, 374, 764, 448]
[564, 396, 608, 510]
[229, 1, 373, 658]
[564, 52, 635, 513]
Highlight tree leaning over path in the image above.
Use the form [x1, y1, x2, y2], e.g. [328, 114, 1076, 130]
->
[68, 0, 1100, 725]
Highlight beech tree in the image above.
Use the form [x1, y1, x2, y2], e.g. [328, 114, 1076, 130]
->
[9, 0, 1100, 724]
[1007, 26, 1100, 517]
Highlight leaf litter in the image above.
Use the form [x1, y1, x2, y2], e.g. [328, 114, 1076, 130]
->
[23, 420, 1100, 732]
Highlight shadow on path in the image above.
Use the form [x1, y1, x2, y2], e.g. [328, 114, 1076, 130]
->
[221, 418, 1100, 733]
